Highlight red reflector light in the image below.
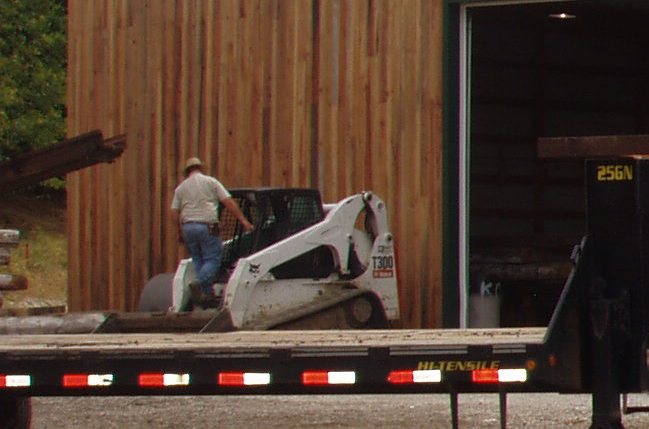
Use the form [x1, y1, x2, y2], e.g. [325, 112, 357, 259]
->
[387, 369, 441, 384]
[388, 370, 414, 384]
[472, 369, 527, 383]
[302, 371, 355, 385]
[63, 374, 113, 388]
[217, 372, 271, 386]
[472, 369, 499, 384]
[219, 372, 245, 386]
[138, 373, 189, 387]
[139, 373, 165, 387]
[63, 374, 89, 388]
[303, 371, 330, 385]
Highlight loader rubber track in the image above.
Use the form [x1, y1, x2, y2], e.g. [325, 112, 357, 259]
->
[247, 288, 390, 331]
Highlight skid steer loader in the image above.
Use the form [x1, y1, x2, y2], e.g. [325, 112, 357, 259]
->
[137, 188, 400, 331]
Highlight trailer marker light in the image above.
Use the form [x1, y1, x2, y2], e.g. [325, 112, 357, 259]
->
[388, 370, 442, 384]
[138, 373, 190, 387]
[498, 368, 527, 382]
[302, 371, 356, 385]
[63, 374, 114, 388]
[472, 369, 527, 384]
[0, 375, 31, 388]
[472, 369, 499, 384]
[218, 372, 271, 386]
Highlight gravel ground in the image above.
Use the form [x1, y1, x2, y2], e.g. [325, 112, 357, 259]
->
[31, 393, 649, 428]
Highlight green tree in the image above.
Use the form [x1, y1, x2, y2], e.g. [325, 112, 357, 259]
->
[0, 0, 66, 161]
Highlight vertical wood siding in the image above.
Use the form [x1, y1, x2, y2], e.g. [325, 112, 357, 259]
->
[67, 0, 444, 328]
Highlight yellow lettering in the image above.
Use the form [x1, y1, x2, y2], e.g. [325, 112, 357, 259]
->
[597, 164, 633, 181]
[417, 360, 501, 372]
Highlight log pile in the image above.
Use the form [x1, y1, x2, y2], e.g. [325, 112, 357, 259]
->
[0, 229, 27, 308]
[470, 238, 575, 285]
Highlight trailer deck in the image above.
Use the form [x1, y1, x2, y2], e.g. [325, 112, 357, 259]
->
[0, 328, 547, 353]
[0, 326, 550, 403]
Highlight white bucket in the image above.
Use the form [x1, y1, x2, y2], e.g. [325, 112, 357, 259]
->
[468, 294, 501, 328]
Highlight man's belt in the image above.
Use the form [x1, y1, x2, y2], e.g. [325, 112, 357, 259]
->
[183, 221, 219, 236]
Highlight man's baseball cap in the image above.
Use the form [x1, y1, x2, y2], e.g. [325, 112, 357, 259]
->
[184, 157, 203, 173]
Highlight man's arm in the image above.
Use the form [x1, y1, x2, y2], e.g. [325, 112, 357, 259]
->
[221, 197, 254, 232]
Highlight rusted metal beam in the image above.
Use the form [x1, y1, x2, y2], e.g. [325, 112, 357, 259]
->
[0, 130, 126, 193]
[538, 135, 649, 158]
[470, 262, 573, 283]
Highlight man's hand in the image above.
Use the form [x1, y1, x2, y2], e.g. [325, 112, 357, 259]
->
[222, 197, 254, 233]
[241, 219, 254, 232]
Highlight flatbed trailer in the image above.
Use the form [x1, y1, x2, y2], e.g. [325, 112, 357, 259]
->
[0, 327, 551, 428]
[0, 328, 547, 394]
[3, 153, 649, 429]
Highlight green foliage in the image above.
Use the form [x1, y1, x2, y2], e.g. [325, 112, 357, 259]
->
[0, 0, 66, 161]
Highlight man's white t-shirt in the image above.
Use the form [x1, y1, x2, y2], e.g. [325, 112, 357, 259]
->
[171, 172, 231, 223]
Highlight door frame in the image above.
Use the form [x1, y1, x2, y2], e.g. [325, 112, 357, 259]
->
[442, 0, 572, 327]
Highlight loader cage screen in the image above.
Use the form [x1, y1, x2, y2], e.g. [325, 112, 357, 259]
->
[216, 189, 334, 280]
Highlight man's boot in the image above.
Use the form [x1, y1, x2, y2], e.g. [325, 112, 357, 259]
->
[189, 280, 206, 304]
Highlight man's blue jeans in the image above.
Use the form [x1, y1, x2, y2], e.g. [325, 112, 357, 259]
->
[182, 222, 223, 294]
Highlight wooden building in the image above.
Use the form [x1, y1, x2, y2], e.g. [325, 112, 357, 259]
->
[66, 0, 444, 328]
[66, 0, 649, 328]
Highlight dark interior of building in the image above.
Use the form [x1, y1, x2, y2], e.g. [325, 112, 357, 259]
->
[468, 1, 649, 326]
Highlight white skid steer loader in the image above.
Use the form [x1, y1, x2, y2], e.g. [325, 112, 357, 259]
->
[138, 188, 401, 331]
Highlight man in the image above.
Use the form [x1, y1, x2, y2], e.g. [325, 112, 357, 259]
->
[171, 157, 254, 305]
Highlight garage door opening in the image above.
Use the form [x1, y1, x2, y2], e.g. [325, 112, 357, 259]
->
[459, 1, 649, 327]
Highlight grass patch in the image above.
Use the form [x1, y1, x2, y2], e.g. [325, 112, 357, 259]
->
[0, 191, 67, 308]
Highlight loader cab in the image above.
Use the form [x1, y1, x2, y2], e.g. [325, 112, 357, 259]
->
[216, 188, 335, 281]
